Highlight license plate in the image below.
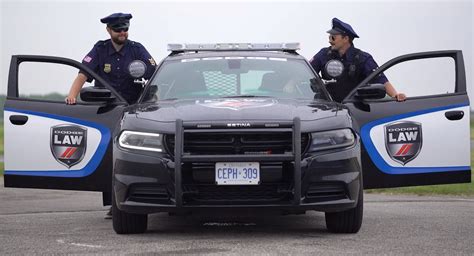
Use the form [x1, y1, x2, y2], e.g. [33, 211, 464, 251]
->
[215, 162, 260, 185]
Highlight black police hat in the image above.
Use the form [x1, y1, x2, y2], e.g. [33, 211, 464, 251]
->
[100, 13, 132, 29]
[326, 18, 359, 38]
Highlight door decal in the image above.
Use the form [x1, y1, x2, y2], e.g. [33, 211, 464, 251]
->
[51, 125, 87, 168]
[4, 108, 110, 177]
[384, 121, 422, 165]
[360, 103, 470, 174]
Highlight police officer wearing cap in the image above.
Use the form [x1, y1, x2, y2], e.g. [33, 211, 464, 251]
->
[66, 13, 156, 218]
[66, 12, 157, 105]
[309, 18, 406, 102]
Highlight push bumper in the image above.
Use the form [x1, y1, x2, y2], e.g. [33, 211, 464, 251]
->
[113, 118, 361, 215]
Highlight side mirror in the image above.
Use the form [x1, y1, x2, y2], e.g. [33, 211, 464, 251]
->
[355, 84, 386, 100]
[80, 86, 116, 103]
[310, 78, 323, 93]
[142, 85, 158, 102]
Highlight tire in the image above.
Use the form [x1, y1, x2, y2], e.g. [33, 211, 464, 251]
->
[325, 187, 363, 234]
[112, 190, 148, 234]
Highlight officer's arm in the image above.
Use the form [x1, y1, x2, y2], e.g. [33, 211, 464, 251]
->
[363, 55, 406, 102]
[384, 81, 406, 102]
[65, 73, 88, 105]
[309, 50, 325, 74]
[80, 45, 100, 83]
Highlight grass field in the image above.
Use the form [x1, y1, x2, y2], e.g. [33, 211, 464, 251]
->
[0, 119, 473, 196]
[471, 118, 474, 140]
[0, 122, 3, 156]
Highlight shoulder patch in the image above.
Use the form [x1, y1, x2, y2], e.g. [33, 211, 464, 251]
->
[83, 56, 93, 63]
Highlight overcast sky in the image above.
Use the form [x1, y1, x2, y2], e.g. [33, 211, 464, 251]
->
[0, 0, 472, 101]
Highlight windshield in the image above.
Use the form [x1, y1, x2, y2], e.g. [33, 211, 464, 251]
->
[143, 55, 327, 101]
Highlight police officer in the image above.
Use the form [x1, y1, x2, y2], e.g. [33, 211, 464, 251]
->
[66, 13, 156, 218]
[309, 18, 406, 102]
[66, 12, 156, 105]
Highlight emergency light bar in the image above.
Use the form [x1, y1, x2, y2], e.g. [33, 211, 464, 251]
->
[167, 43, 300, 52]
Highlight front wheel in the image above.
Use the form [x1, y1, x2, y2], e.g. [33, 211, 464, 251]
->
[325, 187, 363, 233]
[112, 190, 148, 234]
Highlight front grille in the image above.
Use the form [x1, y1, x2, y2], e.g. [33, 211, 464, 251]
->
[183, 183, 292, 205]
[167, 123, 303, 206]
[165, 132, 310, 156]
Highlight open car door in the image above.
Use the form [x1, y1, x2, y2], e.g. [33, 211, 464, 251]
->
[4, 55, 127, 194]
[343, 50, 471, 189]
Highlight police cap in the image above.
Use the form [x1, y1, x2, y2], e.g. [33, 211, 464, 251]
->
[100, 13, 132, 29]
[326, 18, 359, 38]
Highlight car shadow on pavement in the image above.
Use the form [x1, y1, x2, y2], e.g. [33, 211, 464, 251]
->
[145, 212, 331, 237]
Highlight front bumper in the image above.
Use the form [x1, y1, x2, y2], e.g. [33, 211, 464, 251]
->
[113, 142, 361, 215]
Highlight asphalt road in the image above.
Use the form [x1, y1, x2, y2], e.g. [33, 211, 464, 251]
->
[1, 178, 473, 255]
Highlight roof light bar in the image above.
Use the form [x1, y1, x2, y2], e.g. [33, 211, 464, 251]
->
[167, 43, 300, 52]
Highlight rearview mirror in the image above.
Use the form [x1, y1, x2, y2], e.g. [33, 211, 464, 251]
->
[355, 84, 386, 100]
[80, 86, 116, 103]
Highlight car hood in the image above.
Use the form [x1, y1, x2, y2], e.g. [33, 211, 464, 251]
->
[133, 98, 343, 122]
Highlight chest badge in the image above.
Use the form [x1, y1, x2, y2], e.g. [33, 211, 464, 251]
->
[128, 60, 147, 78]
[384, 121, 422, 165]
[104, 64, 111, 73]
[325, 59, 344, 78]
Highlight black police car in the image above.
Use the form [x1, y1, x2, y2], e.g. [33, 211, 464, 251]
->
[4, 43, 471, 234]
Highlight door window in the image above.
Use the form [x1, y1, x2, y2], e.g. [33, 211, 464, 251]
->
[18, 62, 80, 102]
[381, 57, 455, 97]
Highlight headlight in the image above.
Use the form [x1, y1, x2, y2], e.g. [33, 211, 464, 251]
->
[308, 129, 355, 152]
[118, 131, 164, 152]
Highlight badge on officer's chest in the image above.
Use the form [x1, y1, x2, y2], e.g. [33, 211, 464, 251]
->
[325, 60, 344, 78]
[104, 64, 111, 73]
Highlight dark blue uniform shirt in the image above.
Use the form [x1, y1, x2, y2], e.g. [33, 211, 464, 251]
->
[309, 45, 388, 102]
[310, 46, 388, 84]
[81, 39, 156, 103]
